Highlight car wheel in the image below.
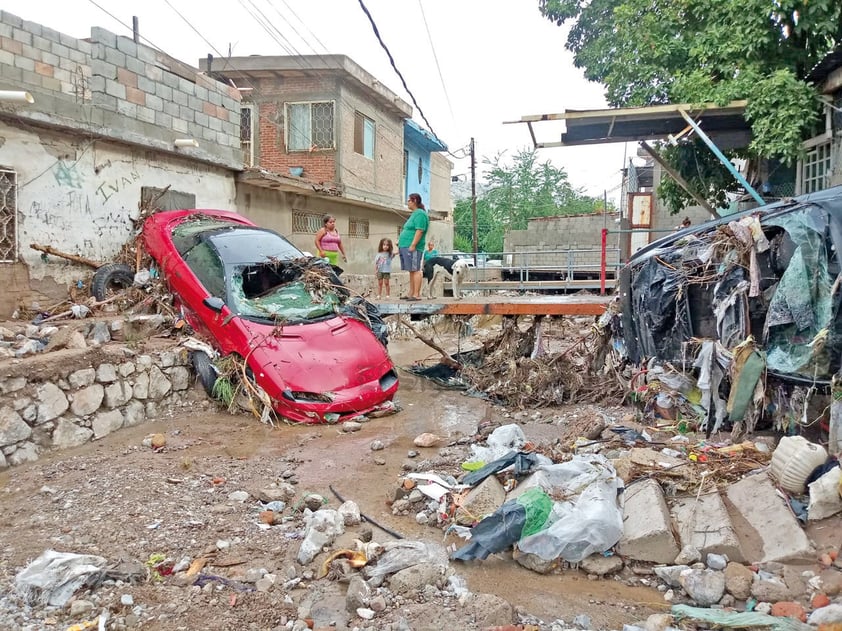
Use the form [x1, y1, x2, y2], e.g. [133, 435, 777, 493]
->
[189, 351, 218, 397]
[91, 263, 135, 301]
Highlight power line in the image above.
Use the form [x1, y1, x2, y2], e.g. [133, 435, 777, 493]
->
[355, 0, 441, 143]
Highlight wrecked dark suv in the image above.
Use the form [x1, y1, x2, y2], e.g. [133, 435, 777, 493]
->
[614, 185, 842, 433]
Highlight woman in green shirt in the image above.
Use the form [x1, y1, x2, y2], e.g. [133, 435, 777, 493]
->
[397, 193, 429, 300]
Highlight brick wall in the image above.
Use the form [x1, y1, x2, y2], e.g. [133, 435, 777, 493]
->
[251, 76, 338, 182]
[0, 11, 242, 170]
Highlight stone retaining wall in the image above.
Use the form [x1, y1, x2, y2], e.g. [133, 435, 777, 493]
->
[0, 347, 195, 469]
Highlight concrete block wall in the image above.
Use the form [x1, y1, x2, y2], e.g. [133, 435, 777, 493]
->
[0, 11, 242, 170]
[0, 12, 92, 104]
[504, 213, 621, 271]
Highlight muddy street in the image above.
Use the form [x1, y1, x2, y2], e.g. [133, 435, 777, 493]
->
[0, 334, 663, 631]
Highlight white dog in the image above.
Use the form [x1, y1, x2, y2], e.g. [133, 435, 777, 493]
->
[423, 256, 470, 299]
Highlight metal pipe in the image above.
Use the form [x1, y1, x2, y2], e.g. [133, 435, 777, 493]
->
[678, 109, 766, 206]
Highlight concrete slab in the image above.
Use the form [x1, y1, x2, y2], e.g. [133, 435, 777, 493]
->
[616, 478, 679, 563]
[671, 491, 745, 563]
[723, 473, 815, 563]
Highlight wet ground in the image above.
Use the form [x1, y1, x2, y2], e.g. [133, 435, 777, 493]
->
[0, 334, 663, 630]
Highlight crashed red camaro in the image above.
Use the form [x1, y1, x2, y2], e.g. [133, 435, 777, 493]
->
[142, 209, 398, 423]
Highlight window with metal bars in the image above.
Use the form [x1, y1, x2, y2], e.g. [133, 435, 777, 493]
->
[0, 170, 17, 262]
[348, 217, 369, 239]
[292, 211, 324, 234]
[801, 141, 832, 194]
[286, 101, 334, 151]
[241, 104, 254, 167]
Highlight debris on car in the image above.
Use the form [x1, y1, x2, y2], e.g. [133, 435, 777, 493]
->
[141, 209, 399, 425]
[608, 184, 842, 443]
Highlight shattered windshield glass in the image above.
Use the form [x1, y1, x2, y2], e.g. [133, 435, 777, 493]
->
[230, 263, 340, 322]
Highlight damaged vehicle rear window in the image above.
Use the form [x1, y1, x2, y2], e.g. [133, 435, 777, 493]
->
[173, 218, 338, 323]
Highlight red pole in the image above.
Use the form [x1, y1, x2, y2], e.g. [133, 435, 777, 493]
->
[600, 228, 607, 296]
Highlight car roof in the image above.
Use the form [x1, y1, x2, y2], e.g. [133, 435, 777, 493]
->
[205, 227, 302, 265]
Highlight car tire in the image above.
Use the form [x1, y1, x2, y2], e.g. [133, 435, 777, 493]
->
[189, 351, 218, 397]
[91, 263, 135, 301]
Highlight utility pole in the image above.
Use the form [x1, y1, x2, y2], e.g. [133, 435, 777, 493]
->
[470, 137, 478, 264]
[132, 16, 140, 44]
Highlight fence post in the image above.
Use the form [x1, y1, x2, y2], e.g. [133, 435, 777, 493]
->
[600, 228, 608, 296]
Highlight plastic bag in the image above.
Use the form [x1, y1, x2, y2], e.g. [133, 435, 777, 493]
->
[467, 424, 526, 465]
[15, 550, 107, 606]
[365, 540, 448, 578]
[517, 454, 623, 562]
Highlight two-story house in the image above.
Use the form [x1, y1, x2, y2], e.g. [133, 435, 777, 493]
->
[200, 54, 453, 269]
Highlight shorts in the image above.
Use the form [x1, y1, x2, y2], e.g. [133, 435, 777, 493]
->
[322, 250, 339, 265]
[399, 247, 423, 272]
[376, 272, 391, 280]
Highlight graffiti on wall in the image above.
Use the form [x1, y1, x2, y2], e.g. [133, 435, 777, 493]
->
[52, 160, 84, 189]
[95, 171, 140, 204]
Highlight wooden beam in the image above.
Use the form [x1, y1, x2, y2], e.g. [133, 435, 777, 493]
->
[639, 141, 716, 214]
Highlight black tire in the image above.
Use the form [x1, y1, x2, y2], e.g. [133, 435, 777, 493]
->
[91, 263, 134, 301]
[189, 351, 218, 397]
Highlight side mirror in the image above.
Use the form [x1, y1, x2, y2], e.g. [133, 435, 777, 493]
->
[203, 296, 225, 313]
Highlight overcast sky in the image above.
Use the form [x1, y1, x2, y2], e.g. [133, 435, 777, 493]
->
[4, 0, 631, 201]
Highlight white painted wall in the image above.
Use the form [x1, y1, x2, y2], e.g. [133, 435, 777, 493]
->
[1, 122, 236, 282]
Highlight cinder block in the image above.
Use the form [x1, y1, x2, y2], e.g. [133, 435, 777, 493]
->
[104, 78, 126, 99]
[137, 75, 156, 94]
[208, 116, 222, 132]
[162, 71, 179, 89]
[194, 111, 209, 127]
[13, 27, 34, 45]
[92, 59, 117, 80]
[41, 25, 60, 43]
[163, 100, 179, 117]
[172, 117, 188, 133]
[117, 100, 136, 118]
[154, 111, 172, 128]
[41, 51, 59, 67]
[0, 23, 11, 39]
[1, 12, 24, 29]
[155, 83, 173, 102]
[104, 47, 126, 68]
[202, 126, 216, 141]
[208, 90, 222, 106]
[173, 90, 188, 106]
[136, 105, 155, 123]
[50, 42, 69, 59]
[40, 76, 60, 92]
[125, 56, 145, 75]
[724, 473, 814, 563]
[115, 37, 137, 58]
[146, 93, 163, 112]
[194, 85, 208, 101]
[32, 34, 50, 51]
[671, 492, 744, 562]
[0, 49, 12, 65]
[616, 478, 679, 563]
[68, 48, 88, 64]
[136, 42, 156, 63]
[90, 27, 116, 48]
[0, 64, 23, 82]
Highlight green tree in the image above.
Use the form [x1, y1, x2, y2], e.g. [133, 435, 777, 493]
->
[453, 149, 607, 253]
[539, 0, 841, 210]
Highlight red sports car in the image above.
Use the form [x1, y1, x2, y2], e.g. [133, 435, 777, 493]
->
[141, 209, 398, 424]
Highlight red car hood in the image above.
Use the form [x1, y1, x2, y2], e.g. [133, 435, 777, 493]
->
[241, 316, 391, 396]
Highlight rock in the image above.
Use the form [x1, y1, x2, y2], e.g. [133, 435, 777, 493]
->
[103, 381, 132, 408]
[0, 376, 26, 394]
[454, 475, 506, 525]
[674, 546, 701, 565]
[228, 491, 250, 502]
[68, 368, 96, 389]
[513, 549, 558, 574]
[644, 613, 675, 631]
[297, 509, 344, 564]
[752, 576, 793, 602]
[147, 366, 172, 400]
[724, 562, 754, 600]
[812, 593, 831, 609]
[0, 406, 32, 447]
[122, 400, 146, 427]
[69, 384, 104, 416]
[370, 439, 385, 450]
[303, 494, 325, 511]
[95, 363, 118, 383]
[342, 421, 362, 433]
[92, 410, 123, 439]
[8, 442, 38, 465]
[88, 322, 111, 345]
[808, 603, 842, 625]
[255, 575, 275, 592]
[52, 419, 93, 449]
[70, 599, 95, 615]
[169, 366, 190, 391]
[388, 562, 446, 594]
[259, 510, 275, 525]
[356, 608, 375, 620]
[706, 553, 728, 570]
[66, 331, 87, 349]
[466, 593, 515, 629]
[36, 383, 69, 423]
[679, 568, 726, 606]
[413, 433, 441, 448]
[653, 565, 690, 588]
[338, 500, 361, 526]
[770, 601, 806, 621]
[369, 594, 386, 612]
[346, 575, 371, 612]
[579, 554, 624, 576]
[819, 569, 842, 596]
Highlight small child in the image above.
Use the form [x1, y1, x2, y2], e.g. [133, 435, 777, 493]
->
[374, 238, 396, 299]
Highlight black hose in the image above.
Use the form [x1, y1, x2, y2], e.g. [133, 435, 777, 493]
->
[329, 484, 404, 539]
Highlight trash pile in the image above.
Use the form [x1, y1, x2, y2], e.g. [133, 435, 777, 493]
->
[376, 415, 842, 626]
[607, 185, 842, 441]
